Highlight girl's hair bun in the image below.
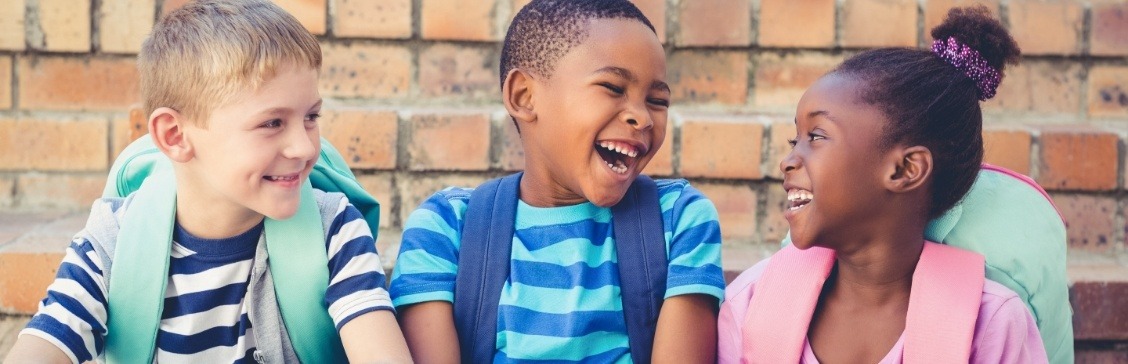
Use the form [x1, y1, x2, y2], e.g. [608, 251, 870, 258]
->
[930, 6, 1021, 74]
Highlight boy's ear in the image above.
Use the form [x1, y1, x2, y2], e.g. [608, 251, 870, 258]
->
[885, 145, 932, 193]
[502, 68, 536, 125]
[149, 107, 194, 163]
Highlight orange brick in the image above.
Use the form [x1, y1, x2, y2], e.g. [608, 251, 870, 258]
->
[421, 0, 499, 41]
[0, 118, 109, 171]
[762, 183, 789, 244]
[632, 0, 667, 43]
[320, 43, 412, 99]
[1092, 3, 1128, 56]
[1088, 66, 1128, 118]
[759, 0, 834, 48]
[274, 0, 327, 35]
[0, 56, 10, 110]
[677, 0, 751, 46]
[36, 0, 90, 52]
[99, 0, 155, 54]
[1037, 127, 1119, 191]
[753, 52, 840, 112]
[1008, 0, 1082, 55]
[320, 109, 399, 170]
[841, 0, 917, 48]
[496, 116, 525, 171]
[128, 107, 148, 142]
[334, 0, 412, 39]
[681, 118, 763, 179]
[18, 56, 141, 111]
[1051, 194, 1116, 252]
[419, 44, 499, 100]
[0, 0, 24, 50]
[0, 176, 14, 208]
[764, 118, 795, 179]
[110, 115, 143, 164]
[161, 0, 190, 15]
[642, 121, 674, 176]
[398, 174, 488, 224]
[982, 128, 1032, 176]
[696, 183, 758, 241]
[0, 213, 86, 314]
[408, 112, 491, 171]
[668, 50, 748, 105]
[355, 173, 395, 229]
[16, 173, 107, 210]
[924, 0, 998, 42]
[985, 61, 1082, 115]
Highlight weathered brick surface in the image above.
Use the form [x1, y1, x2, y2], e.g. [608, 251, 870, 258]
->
[986, 61, 1081, 115]
[0, 212, 86, 314]
[1007, 0, 1082, 55]
[496, 116, 525, 172]
[161, 0, 190, 15]
[762, 183, 789, 244]
[924, 0, 998, 41]
[98, 0, 155, 54]
[110, 115, 141, 164]
[982, 128, 1032, 176]
[1089, 66, 1128, 118]
[1092, 3, 1128, 57]
[334, 0, 412, 39]
[0, 118, 109, 171]
[320, 109, 398, 170]
[37, 0, 91, 52]
[398, 174, 488, 225]
[0, 177, 14, 208]
[273, 0, 326, 35]
[841, 0, 917, 48]
[1053, 194, 1117, 252]
[759, 0, 834, 48]
[642, 121, 674, 177]
[696, 183, 758, 241]
[1071, 280, 1128, 340]
[753, 52, 840, 111]
[320, 44, 412, 99]
[765, 119, 796, 179]
[631, 0, 666, 43]
[355, 173, 395, 229]
[676, 0, 751, 47]
[18, 56, 141, 111]
[16, 174, 106, 211]
[680, 118, 763, 179]
[0, 56, 10, 110]
[421, 0, 498, 41]
[408, 112, 492, 171]
[419, 44, 499, 100]
[0, 0, 24, 51]
[668, 50, 748, 105]
[1037, 128, 1119, 191]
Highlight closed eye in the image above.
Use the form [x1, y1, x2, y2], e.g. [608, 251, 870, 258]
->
[647, 98, 669, 107]
[600, 82, 625, 95]
[787, 138, 798, 147]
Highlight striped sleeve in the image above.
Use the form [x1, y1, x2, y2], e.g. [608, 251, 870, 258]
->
[19, 236, 110, 364]
[388, 188, 469, 307]
[323, 198, 394, 330]
[659, 181, 725, 302]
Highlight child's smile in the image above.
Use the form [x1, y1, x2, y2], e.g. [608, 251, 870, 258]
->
[595, 139, 645, 175]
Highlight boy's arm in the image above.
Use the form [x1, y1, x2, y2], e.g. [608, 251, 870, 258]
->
[4, 335, 73, 364]
[399, 301, 461, 364]
[339, 310, 413, 363]
[652, 294, 718, 364]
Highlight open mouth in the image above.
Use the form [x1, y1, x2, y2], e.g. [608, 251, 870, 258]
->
[787, 189, 813, 211]
[264, 174, 299, 182]
[595, 141, 643, 175]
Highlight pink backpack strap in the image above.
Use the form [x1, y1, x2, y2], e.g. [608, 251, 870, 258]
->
[740, 245, 835, 363]
[904, 242, 985, 363]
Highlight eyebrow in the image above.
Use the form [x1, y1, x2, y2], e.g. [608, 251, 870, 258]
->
[794, 110, 835, 125]
[594, 66, 670, 93]
[256, 99, 323, 117]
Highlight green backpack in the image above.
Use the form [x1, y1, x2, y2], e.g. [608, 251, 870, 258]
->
[100, 136, 379, 363]
[782, 164, 1073, 363]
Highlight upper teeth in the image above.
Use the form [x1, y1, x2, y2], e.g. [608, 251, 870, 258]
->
[599, 141, 638, 158]
[787, 189, 813, 202]
[268, 175, 296, 181]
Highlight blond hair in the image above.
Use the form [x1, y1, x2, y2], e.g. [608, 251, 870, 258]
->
[139, 0, 321, 125]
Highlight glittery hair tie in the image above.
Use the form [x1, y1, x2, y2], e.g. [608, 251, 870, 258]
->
[931, 37, 1001, 101]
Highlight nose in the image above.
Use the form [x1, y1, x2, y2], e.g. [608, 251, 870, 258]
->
[623, 102, 653, 131]
[284, 125, 319, 162]
[780, 148, 801, 174]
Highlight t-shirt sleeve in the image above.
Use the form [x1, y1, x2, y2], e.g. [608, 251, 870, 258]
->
[19, 236, 110, 364]
[323, 198, 395, 330]
[969, 293, 1049, 363]
[388, 189, 467, 308]
[661, 182, 725, 302]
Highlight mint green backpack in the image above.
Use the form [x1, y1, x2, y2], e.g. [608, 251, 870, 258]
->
[100, 136, 379, 363]
[783, 164, 1073, 363]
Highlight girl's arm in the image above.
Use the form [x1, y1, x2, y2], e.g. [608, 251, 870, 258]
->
[339, 310, 413, 363]
[4, 336, 72, 364]
[399, 301, 461, 364]
[652, 294, 718, 364]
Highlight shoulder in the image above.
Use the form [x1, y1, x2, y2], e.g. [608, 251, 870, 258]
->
[977, 279, 1030, 323]
[724, 257, 772, 304]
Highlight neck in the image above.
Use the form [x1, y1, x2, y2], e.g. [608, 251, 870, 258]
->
[173, 171, 264, 240]
[827, 213, 928, 306]
[517, 162, 586, 208]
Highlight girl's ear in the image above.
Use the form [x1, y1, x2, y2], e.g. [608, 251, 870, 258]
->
[502, 68, 537, 126]
[886, 145, 932, 193]
[149, 107, 194, 163]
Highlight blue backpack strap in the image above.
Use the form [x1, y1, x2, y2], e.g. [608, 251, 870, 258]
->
[455, 172, 521, 363]
[610, 175, 666, 364]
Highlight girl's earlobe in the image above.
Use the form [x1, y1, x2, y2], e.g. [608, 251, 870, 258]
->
[502, 69, 537, 125]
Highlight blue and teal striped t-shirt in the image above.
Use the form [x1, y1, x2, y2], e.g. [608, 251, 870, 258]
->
[389, 178, 725, 363]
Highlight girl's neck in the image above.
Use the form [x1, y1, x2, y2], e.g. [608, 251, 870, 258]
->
[827, 215, 928, 305]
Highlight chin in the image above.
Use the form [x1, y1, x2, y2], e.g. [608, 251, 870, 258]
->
[262, 204, 300, 221]
[585, 184, 630, 207]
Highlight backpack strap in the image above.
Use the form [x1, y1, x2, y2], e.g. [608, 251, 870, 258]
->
[262, 181, 348, 363]
[455, 173, 521, 364]
[104, 163, 176, 363]
[740, 244, 835, 363]
[610, 175, 666, 364]
[903, 242, 984, 363]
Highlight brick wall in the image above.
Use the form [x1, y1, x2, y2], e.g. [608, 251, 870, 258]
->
[0, 0, 1127, 357]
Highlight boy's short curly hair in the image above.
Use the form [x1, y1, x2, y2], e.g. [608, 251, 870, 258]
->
[139, 0, 321, 125]
[500, 0, 655, 88]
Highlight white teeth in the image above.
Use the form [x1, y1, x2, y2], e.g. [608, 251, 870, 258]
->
[606, 160, 628, 174]
[267, 175, 297, 181]
[599, 141, 639, 158]
[786, 189, 814, 211]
